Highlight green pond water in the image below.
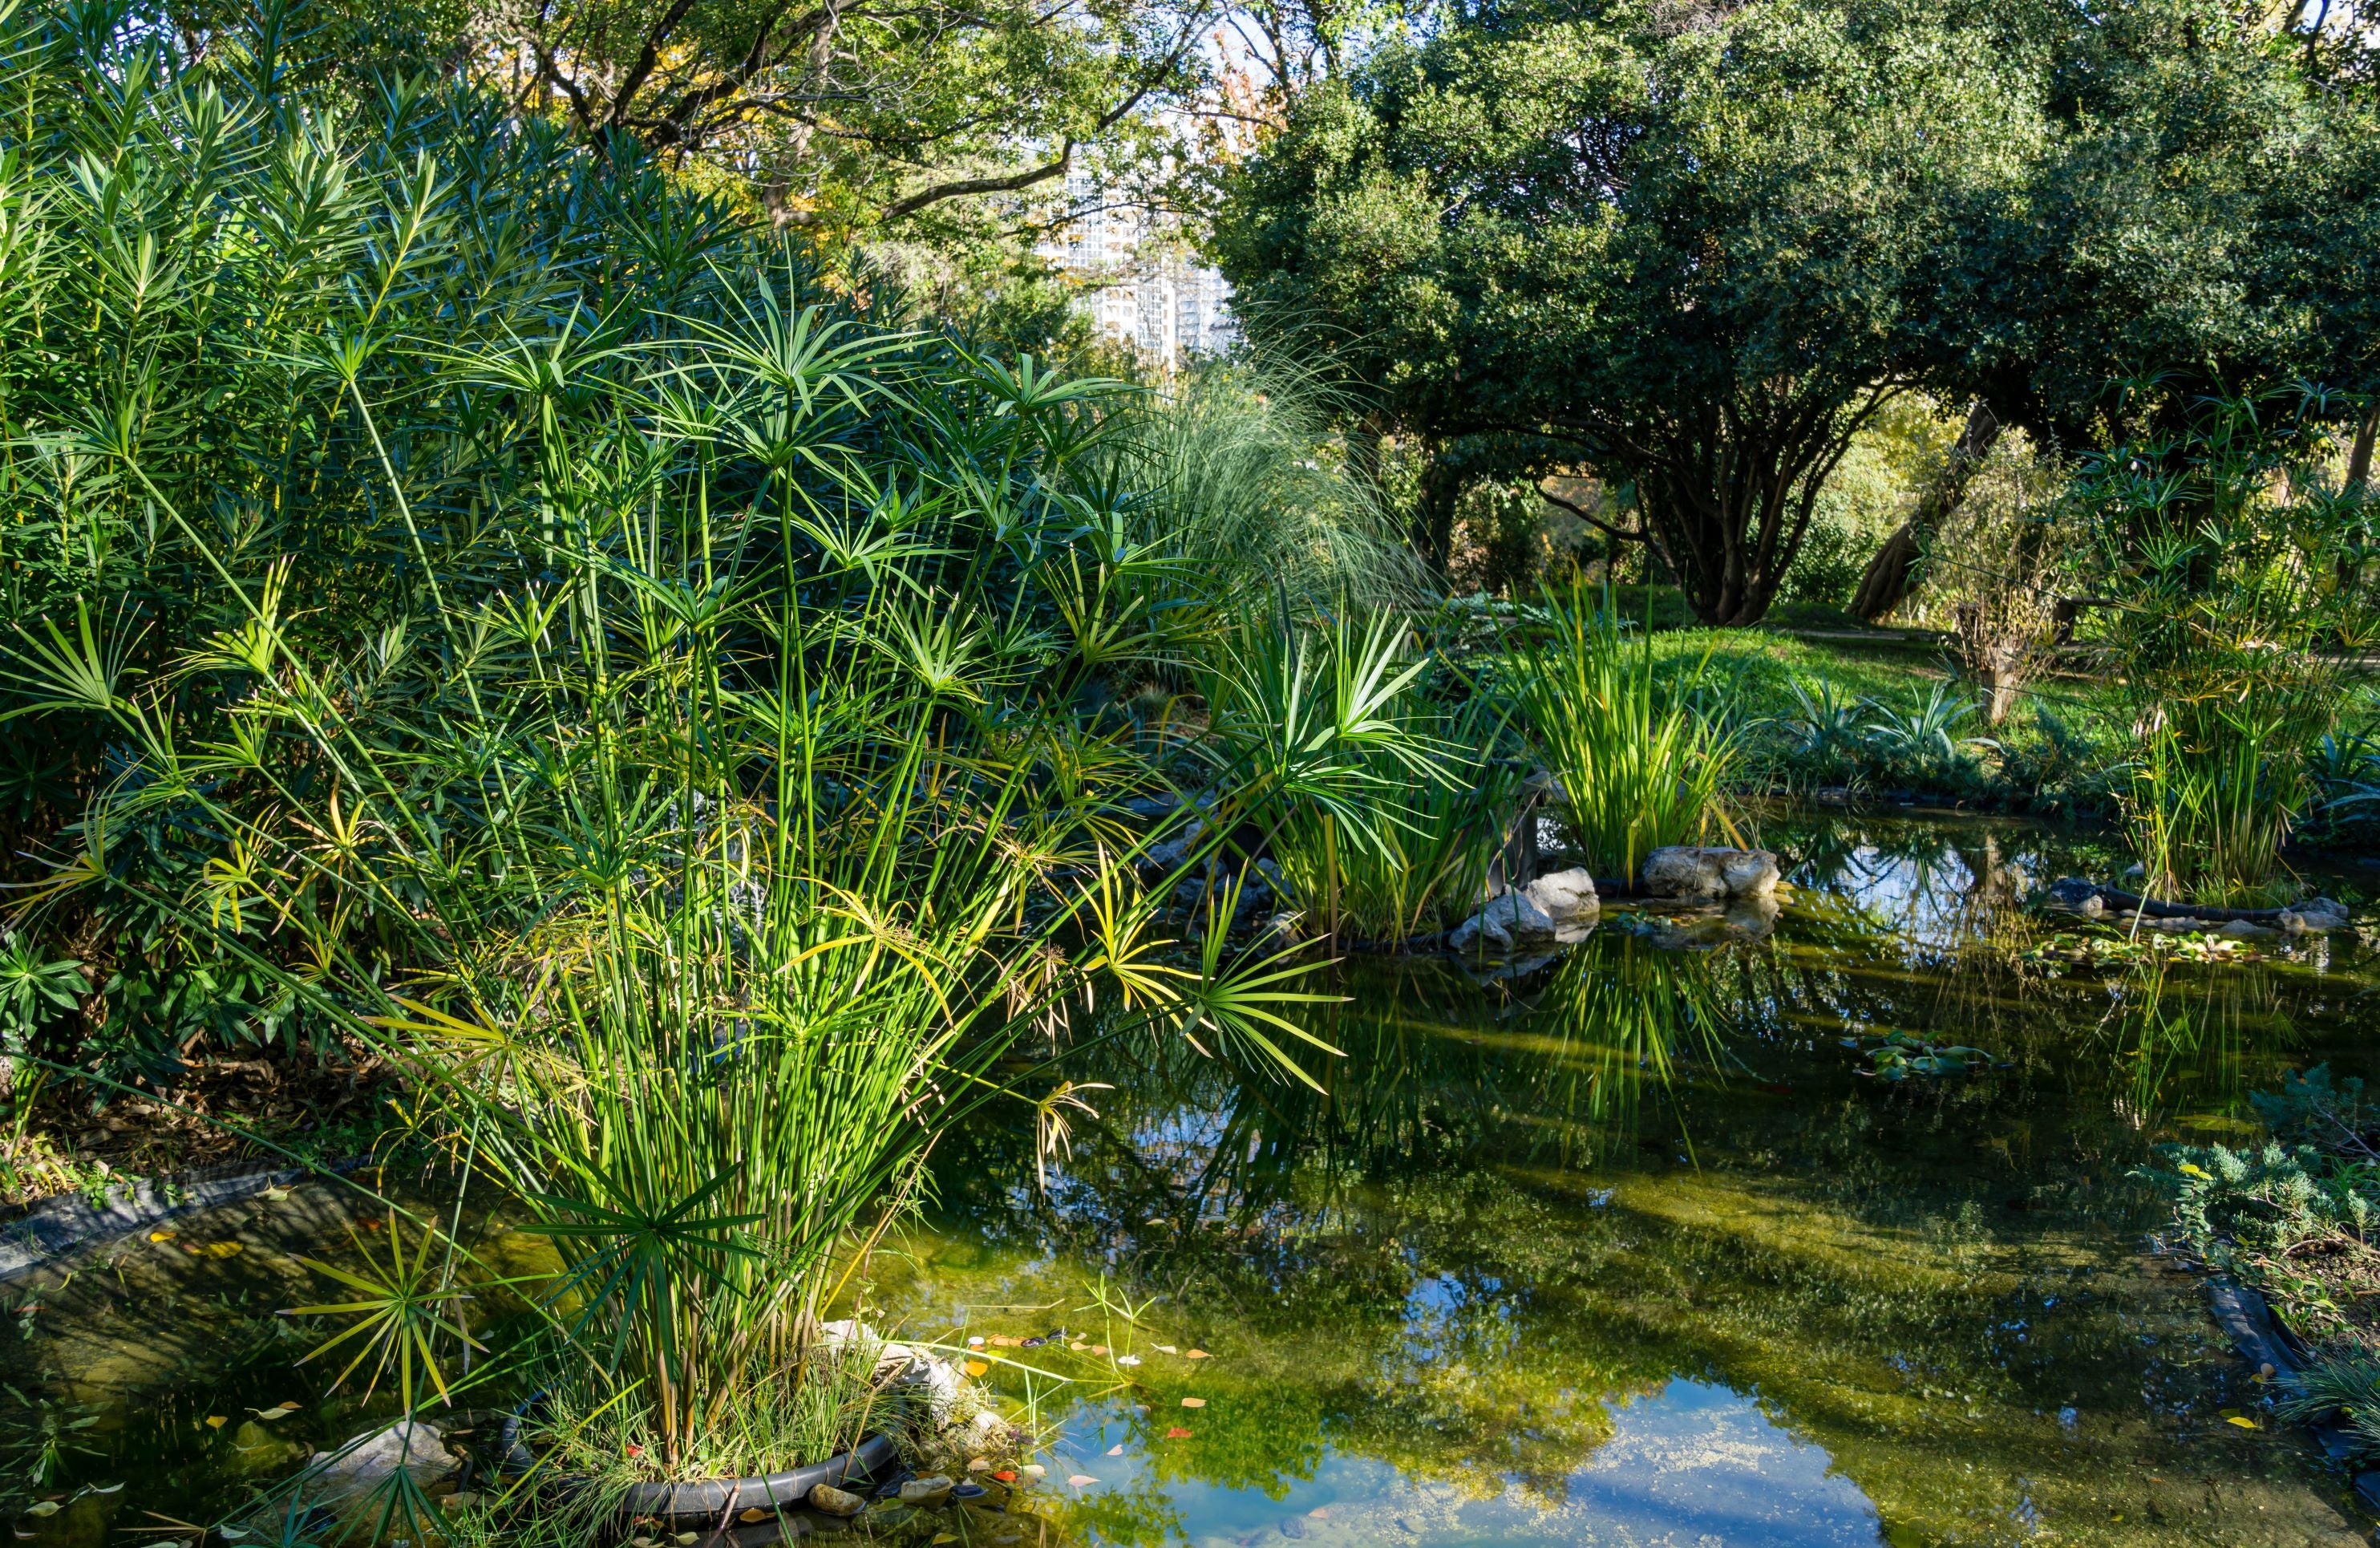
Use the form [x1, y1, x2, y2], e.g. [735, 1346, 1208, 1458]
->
[9, 810, 2380, 1547]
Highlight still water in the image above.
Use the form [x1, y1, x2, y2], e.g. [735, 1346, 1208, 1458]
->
[9, 812, 2379, 1546]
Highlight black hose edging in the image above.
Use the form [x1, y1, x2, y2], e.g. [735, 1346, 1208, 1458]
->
[500, 1408, 901, 1525]
[2204, 1279, 2380, 1510]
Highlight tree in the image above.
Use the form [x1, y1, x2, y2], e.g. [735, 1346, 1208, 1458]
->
[1844, 0, 2380, 618]
[1212, 0, 2046, 624]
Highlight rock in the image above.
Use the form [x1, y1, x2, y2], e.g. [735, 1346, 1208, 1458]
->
[2281, 898, 2350, 934]
[294, 1421, 452, 1508]
[1521, 868, 1600, 930]
[223, 1420, 308, 1477]
[2077, 894, 2105, 920]
[2219, 918, 2277, 941]
[2043, 876, 2102, 911]
[901, 1477, 955, 1509]
[1641, 847, 1780, 902]
[1143, 820, 1204, 871]
[1448, 889, 1558, 954]
[810, 1484, 867, 1517]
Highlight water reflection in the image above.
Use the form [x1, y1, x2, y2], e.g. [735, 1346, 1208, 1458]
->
[6, 811, 2378, 1546]
[902, 812, 2378, 1546]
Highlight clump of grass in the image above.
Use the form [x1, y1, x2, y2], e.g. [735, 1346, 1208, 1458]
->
[1504, 579, 1739, 877]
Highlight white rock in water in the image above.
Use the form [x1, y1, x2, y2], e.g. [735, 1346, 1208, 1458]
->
[297, 1421, 451, 1505]
[900, 1477, 955, 1509]
[1449, 889, 1556, 953]
[809, 1484, 866, 1517]
[1641, 847, 1780, 902]
[1522, 869, 1600, 926]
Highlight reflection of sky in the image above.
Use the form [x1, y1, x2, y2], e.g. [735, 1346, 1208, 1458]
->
[1046, 1380, 1880, 1548]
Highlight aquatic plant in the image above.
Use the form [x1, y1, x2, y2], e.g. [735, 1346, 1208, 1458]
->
[0, 14, 1346, 1490]
[2076, 387, 2370, 904]
[1503, 578, 1738, 877]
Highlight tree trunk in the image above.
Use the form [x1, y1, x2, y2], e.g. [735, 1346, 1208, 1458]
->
[1413, 453, 1465, 577]
[1848, 400, 2002, 622]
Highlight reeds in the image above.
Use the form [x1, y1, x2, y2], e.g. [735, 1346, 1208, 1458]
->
[0, 5, 1344, 1484]
[1504, 579, 1739, 878]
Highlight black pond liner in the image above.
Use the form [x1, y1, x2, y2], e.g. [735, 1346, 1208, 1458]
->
[499, 1408, 903, 1526]
[2204, 1278, 2380, 1510]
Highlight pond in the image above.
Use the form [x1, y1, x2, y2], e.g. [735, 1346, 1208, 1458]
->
[9, 810, 2380, 1548]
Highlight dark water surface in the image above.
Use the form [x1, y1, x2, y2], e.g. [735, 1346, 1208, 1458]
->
[10, 811, 2380, 1547]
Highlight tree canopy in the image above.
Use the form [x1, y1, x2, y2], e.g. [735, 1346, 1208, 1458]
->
[1212, 0, 2380, 622]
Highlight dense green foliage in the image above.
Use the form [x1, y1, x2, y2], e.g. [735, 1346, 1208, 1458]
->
[1212, 0, 2380, 624]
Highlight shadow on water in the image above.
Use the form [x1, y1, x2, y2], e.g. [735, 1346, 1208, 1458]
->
[8, 810, 2380, 1547]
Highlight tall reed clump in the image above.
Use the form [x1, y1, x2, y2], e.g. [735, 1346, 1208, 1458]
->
[2078, 387, 2372, 905]
[0, 0, 1335, 1492]
[1504, 579, 1738, 878]
[1107, 356, 1423, 618]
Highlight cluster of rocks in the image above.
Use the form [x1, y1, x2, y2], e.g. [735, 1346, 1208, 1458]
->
[1443, 845, 1785, 957]
[1447, 867, 1601, 953]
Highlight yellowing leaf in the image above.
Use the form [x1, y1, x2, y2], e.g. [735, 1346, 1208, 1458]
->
[1180, 1396, 1206, 1408]
[964, 1360, 989, 1377]
[933, 1537, 959, 1545]
[187, 1242, 245, 1259]
[738, 1510, 768, 1523]
[205, 1416, 228, 1429]
[147, 1230, 177, 1243]
[2225, 1416, 2258, 1429]
[22, 1503, 59, 1518]
[1185, 1348, 1209, 1360]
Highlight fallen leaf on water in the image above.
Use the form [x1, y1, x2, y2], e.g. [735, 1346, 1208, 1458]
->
[933, 1536, 959, 1545]
[187, 1242, 245, 1259]
[964, 1360, 989, 1377]
[739, 1510, 769, 1523]
[1069, 1342, 1087, 1352]
[629, 1536, 656, 1547]
[204, 1416, 227, 1430]
[1164, 1428, 1192, 1440]
[968, 1458, 992, 1473]
[1307, 1510, 1330, 1520]
[1180, 1397, 1206, 1408]
[259, 1186, 293, 1202]
[1091, 1345, 1109, 1356]
[1115, 1354, 1142, 1367]
[675, 1532, 698, 1544]
[84, 1486, 122, 1497]
[147, 1230, 177, 1243]
[1154, 1344, 1178, 1354]
[992, 1470, 1018, 1484]
[1105, 1445, 1123, 1456]
[1185, 1349, 1209, 1360]
[1067, 1476, 1098, 1489]
[989, 1335, 1018, 1347]
[249, 1404, 299, 1421]
[2225, 1416, 2258, 1429]
[22, 1504, 59, 1518]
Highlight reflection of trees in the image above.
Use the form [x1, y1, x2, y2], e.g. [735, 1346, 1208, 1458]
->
[905, 812, 2374, 1546]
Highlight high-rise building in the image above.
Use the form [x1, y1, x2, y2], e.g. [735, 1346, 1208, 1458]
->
[1035, 170, 1236, 371]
